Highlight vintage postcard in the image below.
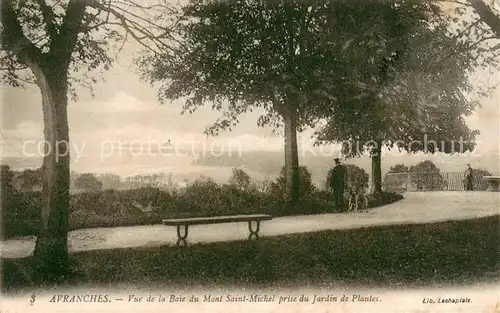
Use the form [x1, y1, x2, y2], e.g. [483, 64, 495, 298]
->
[1, 0, 499, 312]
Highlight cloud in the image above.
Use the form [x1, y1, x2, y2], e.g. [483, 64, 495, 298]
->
[2, 121, 43, 140]
[1, 121, 43, 157]
[74, 90, 162, 114]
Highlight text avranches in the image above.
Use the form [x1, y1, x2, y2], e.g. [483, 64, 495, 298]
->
[48, 295, 110, 303]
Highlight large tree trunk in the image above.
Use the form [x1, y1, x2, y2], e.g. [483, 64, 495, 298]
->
[283, 107, 300, 204]
[370, 140, 383, 196]
[31, 64, 71, 282]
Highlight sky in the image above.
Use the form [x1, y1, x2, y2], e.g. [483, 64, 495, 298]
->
[1, 3, 499, 177]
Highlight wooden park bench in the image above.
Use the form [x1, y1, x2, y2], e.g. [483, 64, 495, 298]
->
[162, 214, 273, 247]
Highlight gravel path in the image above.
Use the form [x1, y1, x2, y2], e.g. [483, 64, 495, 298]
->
[1, 191, 498, 259]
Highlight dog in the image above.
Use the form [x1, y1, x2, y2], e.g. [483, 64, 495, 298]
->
[348, 189, 357, 212]
[356, 190, 368, 211]
[348, 188, 368, 212]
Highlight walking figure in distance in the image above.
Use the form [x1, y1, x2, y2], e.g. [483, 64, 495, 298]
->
[464, 163, 474, 191]
[329, 158, 347, 212]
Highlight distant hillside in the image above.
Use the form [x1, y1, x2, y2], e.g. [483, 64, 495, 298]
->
[169, 166, 275, 184]
[3, 149, 498, 188]
[194, 150, 500, 183]
[1, 156, 42, 170]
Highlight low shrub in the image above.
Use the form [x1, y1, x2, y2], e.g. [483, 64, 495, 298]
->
[270, 166, 317, 199]
[472, 169, 492, 191]
[1, 191, 42, 238]
[2, 175, 403, 239]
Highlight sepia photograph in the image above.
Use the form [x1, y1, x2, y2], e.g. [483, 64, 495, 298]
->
[1, 0, 499, 312]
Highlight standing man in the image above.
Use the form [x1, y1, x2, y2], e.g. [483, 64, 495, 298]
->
[464, 163, 474, 191]
[329, 158, 347, 211]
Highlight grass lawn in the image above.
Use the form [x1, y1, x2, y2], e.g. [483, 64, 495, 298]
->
[2, 215, 499, 292]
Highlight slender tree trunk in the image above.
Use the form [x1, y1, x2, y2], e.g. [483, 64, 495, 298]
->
[30, 64, 71, 282]
[370, 140, 383, 196]
[283, 106, 300, 204]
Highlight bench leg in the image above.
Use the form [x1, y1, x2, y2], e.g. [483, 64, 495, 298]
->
[176, 225, 189, 247]
[248, 220, 261, 240]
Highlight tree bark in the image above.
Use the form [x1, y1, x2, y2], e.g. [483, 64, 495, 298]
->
[370, 140, 383, 196]
[283, 106, 300, 204]
[469, 0, 500, 39]
[30, 63, 71, 282]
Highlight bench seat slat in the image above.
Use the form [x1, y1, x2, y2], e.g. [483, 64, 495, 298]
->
[162, 214, 272, 226]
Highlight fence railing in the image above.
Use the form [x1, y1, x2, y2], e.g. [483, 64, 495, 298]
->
[383, 171, 499, 192]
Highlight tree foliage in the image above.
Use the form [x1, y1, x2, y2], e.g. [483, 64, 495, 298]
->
[472, 168, 493, 190]
[1, 165, 15, 194]
[409, 160, 444, 191]
[388, 164, 410, 173]
[139, 0, 450, 134]
[463, 0, 500, 39]
[228, 167, 252, 191]
[75, 173, 103, 192]
[138, 0, 456, 203]
[19, 167, 44, 191]
[314, 1, 496, 157]
[346, 164, 370, 193]
[1, 0, 178, 96]
[313, 0, 499, 195]
[325, 164, 369, 193]
[98, 173, 122, 190]
[271, 166, 316, 198]
[1, 165, 16, 213]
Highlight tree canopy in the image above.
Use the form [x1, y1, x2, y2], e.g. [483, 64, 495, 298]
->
[228, 168, 252, 191]
[138, 0, 455, 202]
[139, 0, 448, 134]
[20, 167, 44, 191]
[409, 160, 445, 190]
[315, 3, 498, 157]
[75, 173, 103, 192]
[388, 164, 410, 173]
[312, 0, 499, 194]
[1, 0, 179, 97]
